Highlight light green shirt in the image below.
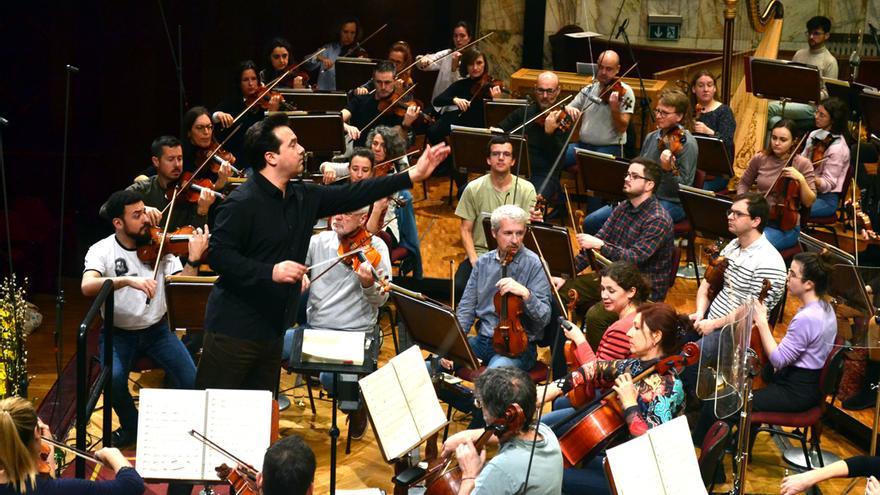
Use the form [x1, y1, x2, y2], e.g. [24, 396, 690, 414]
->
[455, 174, 536, 255]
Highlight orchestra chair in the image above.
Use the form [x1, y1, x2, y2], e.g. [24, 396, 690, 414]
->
[668, 245, 682, 290]
[802, 162, 854, 247]
[375, 230, 405, 355]
[748, 338, 846, 470]
[698, 420, 731, 492]
[673, 169, 705, 280]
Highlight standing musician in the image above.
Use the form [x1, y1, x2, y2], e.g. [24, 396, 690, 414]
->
[541, 303, 689, 494]
[498, 71, 570, 212]
[83, 190, 205, 447]
[556, 158, 674, 332]
[0, 397, 145, 495]
[563, 49, 634, 164]
[213, 61, 284, 159]
[439, 367, 564, 494]
[800, 96, 851, 218]
[101, 136, 215, 232]
[417, 21, 473, 114]
[259, 37, 308, 89]
[690, 70, 736, 191]
[308, 17, 365, 91]
[342, 60, 420, 147]
[181, 106, 236, 185]
[196, 113, 449, 393]
[737, 119, 816, 250]
[282, 206, 391, 440]
[693, 251, 836, 444]
[448, 204, 551, 372]
[454, 136, 542, 299]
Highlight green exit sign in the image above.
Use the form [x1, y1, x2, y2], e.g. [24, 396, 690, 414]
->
[647, 15, 682, 41]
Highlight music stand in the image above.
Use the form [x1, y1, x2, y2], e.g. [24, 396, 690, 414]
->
[275, 90, 348, 113]
[694, 135, 733, 177]
[164, 275, 216, 331]
[335, 57, 378, 92]
[481, 219, 578, 279]
[391, 291, 479, 370]
[825, 79, 876, 121]
[485, 99, 528, 128]
[272, 112, 346, 161]
[859, 88, 880, 137]
[449, 126, 530, 178]
[749, 57, 822, 110]
[678, 186, 734, 241]
[285, 327, 381, 495]
[574, 149, 628, 202]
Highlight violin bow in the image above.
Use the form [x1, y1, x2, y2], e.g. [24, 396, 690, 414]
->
[41, 437, 103, 465]
[763, 133, 809, 198]
[234, 47, 327, 124]
[417, 32, 495, 72]
[341, 23, 388, 58]
[507, 94, 573, 135]
[358, 83, 418, 136]
[189, 430, 258, 478]
[160, 125, 241, 216]
[147, 187, 179, 305]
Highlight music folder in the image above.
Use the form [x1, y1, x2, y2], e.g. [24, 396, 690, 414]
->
[748, 57, 821, 105]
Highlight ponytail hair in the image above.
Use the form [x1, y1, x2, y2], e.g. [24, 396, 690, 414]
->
[636, 302, 692, 356]
[0, 397, 39, 493]
[793, 251, 835, 297]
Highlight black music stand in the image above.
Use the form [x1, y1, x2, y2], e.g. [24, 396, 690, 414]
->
[860, 89, 880, 137]
[694, 135, 733, 178]
[335, 57, 378, 92]
[276, 90, 348, 113]
[749, 57, 822, 111]
[391, 291, 479, 370]
[574, 149, 628, 202]
[485, 99, 528, 128]
[679, 185, 734, 282]
[449, 126, 530, 178]
[482, 219, 578, 279]
[825, 79, 876, 121]
[285, 328, 381, 495]
[275, 112, 345, 164]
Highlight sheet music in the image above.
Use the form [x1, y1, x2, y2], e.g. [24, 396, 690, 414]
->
[605, 434, 665, 495]
[136, 389, 207, 480]
[302, 329, 365, 365]
[392, 346, 446, 438]
[359, 359, 421, 461]
[649, 416, 707, 495]
[203, 389, 273, 477]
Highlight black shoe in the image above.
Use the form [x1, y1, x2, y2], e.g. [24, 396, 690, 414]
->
[111, 428, 137, 448]
[348, 404, 369, 440]
[843, 390, 878, 410]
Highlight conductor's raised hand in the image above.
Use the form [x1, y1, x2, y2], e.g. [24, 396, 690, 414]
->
[407, 143, 451, 183]
[272, 260, 307, 284]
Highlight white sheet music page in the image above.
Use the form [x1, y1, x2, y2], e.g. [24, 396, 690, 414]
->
[302, 328, 365, 365]
[605, 433, 664, 494]
[202, 389, 273, 478]
[392, 346, 446, 438]
[649, 416, 707, 495]
[136, 389, 207, 480]
[359, 359, 420, 461]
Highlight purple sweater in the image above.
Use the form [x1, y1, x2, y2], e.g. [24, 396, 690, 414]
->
[770, 300, 835, 370]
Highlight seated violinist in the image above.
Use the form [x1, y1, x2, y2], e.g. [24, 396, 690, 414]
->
[259, 37, 308, 89]
[692, 251, 836, 444]
[282, 206, 391, 440]
[83, 190, 204, 447]
[218, 434, 316, 495]
[353, 41, 415, 96]
[737, 119, 817, 250]
[800, 97, 851, 218]
[0, 396, 145, 495]
[307, 17, 365, 91]
[181, 106, 236, 184]
[342, 60, 420, 147]
[417, 21, 472, 114]
[541, 303, 689, 494]
[439, 367, 563, 494]
[101, 136, 216, 232]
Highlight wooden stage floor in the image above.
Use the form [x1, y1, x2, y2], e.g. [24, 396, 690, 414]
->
[22, 176, 874, 494]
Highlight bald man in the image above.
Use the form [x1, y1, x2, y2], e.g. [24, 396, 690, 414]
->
[564, 50, 634, 161]
[498, 71, 570, 212]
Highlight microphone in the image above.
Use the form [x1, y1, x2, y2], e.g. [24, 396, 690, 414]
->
[0, 117, 8, 126]
[66, 64, 80, 73]
[615, 19, 629, 40]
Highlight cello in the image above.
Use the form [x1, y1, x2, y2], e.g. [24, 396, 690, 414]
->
[492, 249, 529, 357]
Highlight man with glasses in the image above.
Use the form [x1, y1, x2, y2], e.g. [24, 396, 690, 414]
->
[555, 157, 675, 340]
[342, 60, 419, 146]
[453, 136, 543, 300]
[498, 71, 570, 216]
[768, 16, 838, 130]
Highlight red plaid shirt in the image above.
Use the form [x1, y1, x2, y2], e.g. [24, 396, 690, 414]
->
[575, 195, 675, 300]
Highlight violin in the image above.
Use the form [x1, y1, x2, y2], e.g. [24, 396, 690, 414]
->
[378, 87, 436, 125]
[216, 463, 258, 495]
[492, 249, 529, 357]
[37, 441, 55, 477]
[601, 80, 633, 112]
[195, 140, 239, 176]
[556, 342, 700, 467]
[245, 84, 294, 111]
[136, 225, 201, 265]
[656, 125, 685, 175]
[810, 132, 836, 165]
[749, 279, 772, 390]
[423, 404, 525, 495]
[767, 134, 808, 232]
[702, 241, 729, 304]
[694, 102, 704, 120]
[339, 227, 383, 275]
[535, 108, 574, 133]
[166, 172, 222, 203]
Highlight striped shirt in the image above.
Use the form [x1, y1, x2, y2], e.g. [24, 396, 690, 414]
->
[707, 234, 787, 321]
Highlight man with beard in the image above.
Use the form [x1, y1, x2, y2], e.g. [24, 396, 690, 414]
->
[82, 190, 207, 447]
[342, 60, 419, 147]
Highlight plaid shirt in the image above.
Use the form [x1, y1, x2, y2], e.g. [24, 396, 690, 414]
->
[575, 195, 675, 300]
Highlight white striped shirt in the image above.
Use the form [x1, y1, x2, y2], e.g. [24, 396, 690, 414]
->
[707, 234, 787, 320]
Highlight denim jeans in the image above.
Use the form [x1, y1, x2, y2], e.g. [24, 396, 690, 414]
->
[100, 320, 196, 432]
[810, 192, 839, 218]
[658, 199, 686, 223]
[468, 333, 537, 371]
[583, 205, 613, 235]
[702, 175, 730, 192]
[764, 224, 801, 250]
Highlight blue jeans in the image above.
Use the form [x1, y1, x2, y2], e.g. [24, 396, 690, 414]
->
[468, 333, 537, 371]
[583, 205, 613, 234]
[764, 224, 801, 250]
[563, 456, 611, 495]
[810, 192, 839, 218]
[564, 143, 623, 171]
[100, 320, 196, 432]
[658, 199, 686, 223]
[702, 175, 730, 192]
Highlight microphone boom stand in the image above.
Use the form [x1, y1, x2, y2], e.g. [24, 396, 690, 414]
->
[616, 21, 655, 153]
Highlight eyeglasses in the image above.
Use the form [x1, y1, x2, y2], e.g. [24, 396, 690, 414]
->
[787, 269, 804, 280]
[535, 87, 557, 94]
[726, 209, 751, 219]
[653, 108, 677, 117]
[194, 124, 214, 132]
[806, 30, 827, 37]
[625, 172, 648, 181]
[490, 151, 513, 158]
